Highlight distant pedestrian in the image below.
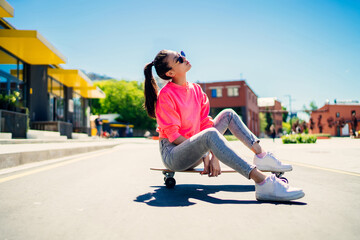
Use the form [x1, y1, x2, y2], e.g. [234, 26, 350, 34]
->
[95, 114, 102, 137]
[352, 112, 358, 136]
[143, 49, 304, 202]
[270, 124, 276, 142]
[126, 124, 130, 137]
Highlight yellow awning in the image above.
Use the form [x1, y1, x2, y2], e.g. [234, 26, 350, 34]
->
[48, 69, 92, 88]
[0, 29, 66, 64]
[74, 86, 106, 99]
[110, 124, 134, 128]
[0, 0, 13, 17]
[48, 68, 105, 99]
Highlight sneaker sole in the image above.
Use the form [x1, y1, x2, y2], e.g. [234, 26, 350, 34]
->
[256, 166, 293, 172]
[256, 191, 305, 202]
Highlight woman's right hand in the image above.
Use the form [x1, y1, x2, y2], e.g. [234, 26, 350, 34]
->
[201, 154, 210, 176]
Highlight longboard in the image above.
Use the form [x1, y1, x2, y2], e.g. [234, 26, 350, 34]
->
[150, 168, 236, 173]
[150, 168, 236, 188]
[151, 167, 289, 188]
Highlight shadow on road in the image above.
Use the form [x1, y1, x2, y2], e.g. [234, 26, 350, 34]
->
[134, 184, 307, 207]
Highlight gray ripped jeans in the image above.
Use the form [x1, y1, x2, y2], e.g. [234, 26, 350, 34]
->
[159, 109, 260, 179]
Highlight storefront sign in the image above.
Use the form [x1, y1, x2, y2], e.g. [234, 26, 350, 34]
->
[68, 99, 74, 113]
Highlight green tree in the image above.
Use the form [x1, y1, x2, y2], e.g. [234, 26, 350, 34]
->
[259, 112, 267, 134]
[90, 79, 156, 130]
[265, 108, 273, 133]
[282, 106, 288, 122]
[303, 100, 318, 116]
[282, 121, 291, 134]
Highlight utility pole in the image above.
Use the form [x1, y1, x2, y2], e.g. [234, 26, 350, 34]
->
[285, 95, 293, 133]
[285, 95, 292, 115]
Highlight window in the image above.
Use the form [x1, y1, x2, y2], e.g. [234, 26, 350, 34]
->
[211, 89, 216, 98]
[211, 87, 222, 98]
[51, 79, 63, 98]
[336, 112, 340, 118]
[48, 76, 64, 121]
[227, 87, 239, 97]
[73, 92, 83, 128]
[0, 48, 26, 107]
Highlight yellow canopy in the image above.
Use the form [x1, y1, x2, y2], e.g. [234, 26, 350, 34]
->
[110, 124, 134, 128]
[0, 0, 13, 17]
[0, 29, 66, 64]
[48, 68, 105, 99]
[74, 86, 106, 99]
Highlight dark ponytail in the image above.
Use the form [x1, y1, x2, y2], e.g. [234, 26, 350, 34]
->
[143, 50, 172, 118]
[144, 62, 158, 118]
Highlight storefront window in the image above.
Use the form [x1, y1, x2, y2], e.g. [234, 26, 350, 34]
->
[49, 94, 54, 121]
[0, 48, 26, 107]
[52, 79, 62, 98]
[48, 76, 64, 121]
[73, 92, 83, 128]
[56, 97, 64, 121]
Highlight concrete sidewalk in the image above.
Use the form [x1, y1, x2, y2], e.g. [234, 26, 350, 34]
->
[0, 138, 148, 170]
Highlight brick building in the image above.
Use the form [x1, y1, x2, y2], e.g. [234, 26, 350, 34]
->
[199, 80, 259, 136]
[310, 103, 360, 136]
[258, 97, 283, 135]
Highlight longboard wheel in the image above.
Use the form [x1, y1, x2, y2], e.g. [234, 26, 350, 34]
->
[272, 172, 285, 178]
[165, 177, 176, 188]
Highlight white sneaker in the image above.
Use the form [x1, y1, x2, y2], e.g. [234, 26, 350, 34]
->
[253, 152, 292, 172]
[255, 174, 305, 201]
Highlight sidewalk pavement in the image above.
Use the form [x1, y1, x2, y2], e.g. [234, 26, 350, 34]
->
[0, 138, 148, 170]
[230, 137, 360, 175]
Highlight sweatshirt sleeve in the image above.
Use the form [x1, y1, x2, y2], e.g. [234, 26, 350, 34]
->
[200, 88, 214, 131]
[155, 92, 181, 142]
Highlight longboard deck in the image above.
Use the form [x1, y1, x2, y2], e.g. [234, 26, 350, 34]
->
[150, 168, 237, 173]
[150, 168, 289, 173]
[151, 167, 290, 187]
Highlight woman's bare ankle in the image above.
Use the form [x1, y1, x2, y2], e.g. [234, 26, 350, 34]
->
[250, 168, 267, 184]
[251, 142, 264, 155]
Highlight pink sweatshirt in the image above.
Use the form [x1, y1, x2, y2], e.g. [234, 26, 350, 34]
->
[156, 81, 214, 142]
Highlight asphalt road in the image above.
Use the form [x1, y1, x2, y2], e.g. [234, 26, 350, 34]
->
[0, 138, 359, 240]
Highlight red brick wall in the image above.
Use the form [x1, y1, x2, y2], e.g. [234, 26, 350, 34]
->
[259, 100, 283, 134]
[310, 104, 360, 136]
[199, 81, 260, 136]
[200, 81, 246, 107]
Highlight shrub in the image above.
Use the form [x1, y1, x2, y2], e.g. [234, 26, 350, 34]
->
[282, 134, 317, 144]
[312, 133, 331, 138]
[0, 91, 21, 111]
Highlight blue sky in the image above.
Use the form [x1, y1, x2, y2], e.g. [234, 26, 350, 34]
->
[6, 0, 360, 119]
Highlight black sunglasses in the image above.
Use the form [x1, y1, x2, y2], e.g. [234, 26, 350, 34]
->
[176, 51, 186, 64]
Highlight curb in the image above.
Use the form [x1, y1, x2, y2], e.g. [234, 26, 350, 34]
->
[0, 143, 119, 170]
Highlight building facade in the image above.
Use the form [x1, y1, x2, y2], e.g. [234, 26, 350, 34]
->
[258, 97, 283, 135]
[310, 103, 360, 136]
[199, 80, 259, 136]
[0, 1, 105, 138]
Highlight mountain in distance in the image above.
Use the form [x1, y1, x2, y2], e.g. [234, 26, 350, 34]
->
[82, 70, 114, 81]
